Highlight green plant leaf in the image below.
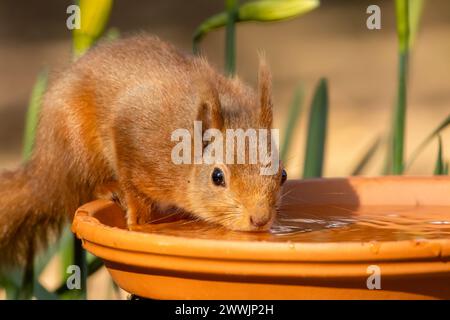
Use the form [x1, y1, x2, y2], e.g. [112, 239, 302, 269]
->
[87, 256, 104, 275]
[58, 226, 82, 299]
[405, 114, 450, 170]
[390, 51, 409, 175]
[238, 0, 319, 22]
[386, 1, 425, 175]
[303, 78, 328, 178]
[17, 257, 34, 299]
[193, 0, 319, 52]
[434, 135, 445, 175]
[408, 0, 425, 48]
[34, 282, 59, 300]
[351, 136, 382, 176]
[22, 70, 48, 161]
[280, 85, 304, 164]
[0, 269, 22, 299]
[53, 256, 103, 296]
[73, 0, 113, 58]
[59, 226, 74, 276]
[73, 238, 87, 299]
[388, 0, 411, 175]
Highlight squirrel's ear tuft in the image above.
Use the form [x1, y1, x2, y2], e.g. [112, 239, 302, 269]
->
[258, 54, 273, 129]
[196, 80, 224, 131]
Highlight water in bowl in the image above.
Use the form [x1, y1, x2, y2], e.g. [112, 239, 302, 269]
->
[133, 205, 450, 242]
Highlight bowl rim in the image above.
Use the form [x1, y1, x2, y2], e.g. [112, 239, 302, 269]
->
[72, 176, 450, 263]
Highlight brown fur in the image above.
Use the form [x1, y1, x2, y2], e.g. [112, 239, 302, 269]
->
[0, 35, 284, 269]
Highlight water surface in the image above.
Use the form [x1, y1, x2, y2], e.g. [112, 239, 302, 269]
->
[134, 205, 450, 242]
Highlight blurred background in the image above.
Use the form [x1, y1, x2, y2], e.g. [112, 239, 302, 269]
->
[0, 0, 449, 299]
[1, 0, 449, 176]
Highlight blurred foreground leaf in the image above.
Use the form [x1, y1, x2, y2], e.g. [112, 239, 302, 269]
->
[54, 255, 103, 296]
[22, 70, 48, 161]
[0, 270, 22, 299]
[59, 227, 86, 299]
[7, 69, 49, 300]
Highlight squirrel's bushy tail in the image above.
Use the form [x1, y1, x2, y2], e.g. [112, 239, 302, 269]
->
[0, 161, 68, 270]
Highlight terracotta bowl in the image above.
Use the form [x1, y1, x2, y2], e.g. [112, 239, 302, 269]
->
[72, 177, 450, 299]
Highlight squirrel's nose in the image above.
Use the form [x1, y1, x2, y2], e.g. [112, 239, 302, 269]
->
[250, 215, 271, 228]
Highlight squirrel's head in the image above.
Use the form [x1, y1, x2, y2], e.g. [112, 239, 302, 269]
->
[186, 58, 287, 231]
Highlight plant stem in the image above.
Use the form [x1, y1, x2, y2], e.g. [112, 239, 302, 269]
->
[225, 0, 238, 76]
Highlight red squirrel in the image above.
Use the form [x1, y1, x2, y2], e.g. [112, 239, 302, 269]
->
[0, 35, 286, 268]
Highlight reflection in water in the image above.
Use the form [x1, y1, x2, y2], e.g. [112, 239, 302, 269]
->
[133, 206, 450, 242]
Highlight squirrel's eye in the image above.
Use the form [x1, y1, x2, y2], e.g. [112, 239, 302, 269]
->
[212, 168, 225, 187]
[281, 169, 287, 186]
